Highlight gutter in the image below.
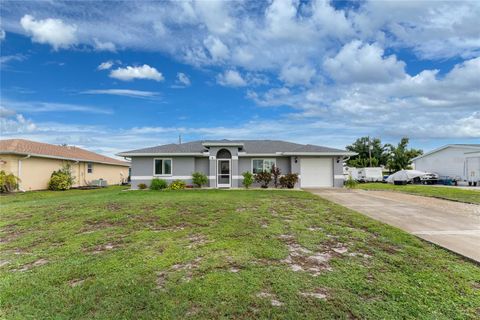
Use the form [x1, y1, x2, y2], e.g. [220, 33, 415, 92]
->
[17, 154, 31, 192]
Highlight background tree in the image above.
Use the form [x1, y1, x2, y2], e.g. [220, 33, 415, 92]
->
[346, 137, 387, 167]
[385, 137, 423, 172]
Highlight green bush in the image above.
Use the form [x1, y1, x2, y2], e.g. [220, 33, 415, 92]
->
[0, 170, 20, 193]
[192, 172, 208, 188]
[279, 173, 299, 189]
[48, 164, 75, 191]
[137, 183, 148, 190]
[242, 171, 254, 189]
[150, 178, 168, 190]
[344, 176, 358, 188]
[255, 171, 272, 188]
[169, 180, 186, 190]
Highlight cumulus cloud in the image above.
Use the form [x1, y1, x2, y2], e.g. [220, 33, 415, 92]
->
[109, 64, 164, 81]
[279, 65, 316, 86]
[216, 70, 247, 87]
[324, 41, 406, 83]
[97, 60, 114, 70]
[204, 35, 230, 61]
[93, 38, 116, 52]
[175, 73, 191, 87]
[20, 14, 77, 50]
[81, 89, 159, 98]
[0, 107, 36, 134]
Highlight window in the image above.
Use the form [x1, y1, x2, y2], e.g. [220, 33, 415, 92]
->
[252, 159, 276, 174]
[87, 163, 93, 173]
[154, 158, 172, 176]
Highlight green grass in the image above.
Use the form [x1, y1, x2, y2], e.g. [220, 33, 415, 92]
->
[354, 183, 480, 204]
[1, 187, 479, 319]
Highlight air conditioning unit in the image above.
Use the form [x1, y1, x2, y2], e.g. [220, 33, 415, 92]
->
[91, 179, 108, 187]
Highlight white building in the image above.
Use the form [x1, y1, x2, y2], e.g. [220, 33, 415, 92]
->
[412, 144, 480, 180]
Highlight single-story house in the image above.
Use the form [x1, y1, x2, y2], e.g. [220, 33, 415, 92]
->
[0, 139, 130, 191]
[117, 139, 356, 189]
[412, 144, 480, 180]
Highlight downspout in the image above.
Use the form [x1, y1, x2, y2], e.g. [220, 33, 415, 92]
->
[18, 154, 31, 192]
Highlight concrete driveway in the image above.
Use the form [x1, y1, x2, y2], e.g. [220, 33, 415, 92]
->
[307, 188, 480, 263]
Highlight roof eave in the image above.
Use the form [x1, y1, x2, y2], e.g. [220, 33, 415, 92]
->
[282, 152, 357, 156]
[117, 152, 206, 157]
[0, 151, 130, 166]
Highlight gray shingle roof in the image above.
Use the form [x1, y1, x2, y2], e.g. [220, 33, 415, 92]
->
[118, 139, 351, 156]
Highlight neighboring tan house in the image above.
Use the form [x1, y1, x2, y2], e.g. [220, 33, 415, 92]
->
[118, 139, 356, 189]
[0, 139, 130, 191]
[412, 144, 480, 181]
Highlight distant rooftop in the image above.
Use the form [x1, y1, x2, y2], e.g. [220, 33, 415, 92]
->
[0, 139, 130, 166]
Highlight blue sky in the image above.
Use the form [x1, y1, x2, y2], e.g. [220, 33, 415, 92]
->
[1, 0, 479, 157]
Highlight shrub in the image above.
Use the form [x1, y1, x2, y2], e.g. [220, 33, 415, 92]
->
[279, 173, 299, 189]
[150, 178, 167, 190]
[137, 183, 148, 190]
[0, 170, 20, 193]
[169, 180, 186, 190]
[271, 165, 281, 188]
[344, 176, 358, 188]
[192, 172, 208, 188]
[242, 171, 254, 189]
[255, 171, 272, 188]
[48, 164, 75, 191]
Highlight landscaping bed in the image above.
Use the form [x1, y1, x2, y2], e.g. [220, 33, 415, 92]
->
[1, 187, 479, 319]
[354, 183, 480, 204]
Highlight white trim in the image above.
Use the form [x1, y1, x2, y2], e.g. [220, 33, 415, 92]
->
[118, 152, 205, 157]
[233, 175, 243, 179]
[153, 158, 173, 176]
[202, 142, 244, 147]
[412, 144, 480, 161]
[208, 176, 215, 179]
[209, 156, 216, 160]
[251, 158, 276, 174]
[334, 175, 345, 179]
[232, 156, 238, 160]
[281, 152, 357, 156]
[217, 159, 231, 188]
[132, 175, 191, 180]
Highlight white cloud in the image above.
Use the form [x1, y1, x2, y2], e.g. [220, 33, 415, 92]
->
[81, 89, 159, 98]
[97, 61, 114, 70]
[109, 64, 164, 82]
[93, 38, 116, 52]
[0, 29, 5, 41]
[0, 108, 36, 134]
[0, 54, 26, 65]
[279, 65, 316, 86]
[324, 41, 406, 83]
[175, 73, 191, 87]
[20, 14, 77, 50]
[203, 35, 230, 61]
[3, 100, 113, 115]
[216, 70, 247, 87]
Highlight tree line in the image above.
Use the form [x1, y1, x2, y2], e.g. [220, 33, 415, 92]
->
[345, 137, 423, 172]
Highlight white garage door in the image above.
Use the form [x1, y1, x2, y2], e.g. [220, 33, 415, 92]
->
[300, 158, 333, 188]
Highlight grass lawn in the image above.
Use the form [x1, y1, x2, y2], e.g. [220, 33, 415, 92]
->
[1, 187, 479, 319]
[355, 183, 480, 204]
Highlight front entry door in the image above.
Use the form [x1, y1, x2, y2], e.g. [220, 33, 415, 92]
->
[217, 159, 231, 188]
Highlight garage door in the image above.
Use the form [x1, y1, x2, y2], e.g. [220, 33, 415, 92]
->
[300, 158, 333, 188]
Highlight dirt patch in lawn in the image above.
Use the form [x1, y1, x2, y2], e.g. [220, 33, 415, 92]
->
[156, 257, 203, 289]
[256, 291, 284, 307]
[300, 288, 328, 300]
[279, 234, 353, 276]
[80, 219, 126, 233]
[84, 241, 123, 254]
[68, 278, 85, 287]
[105, 202, 124, 211]
[186, 234, 213, 248]
[12, 258, 48, 272]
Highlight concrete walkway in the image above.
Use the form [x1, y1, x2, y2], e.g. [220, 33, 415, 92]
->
[306, 188, 480, 263]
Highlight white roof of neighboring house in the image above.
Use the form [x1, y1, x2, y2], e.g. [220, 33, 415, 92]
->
[412, 144, 480, 161]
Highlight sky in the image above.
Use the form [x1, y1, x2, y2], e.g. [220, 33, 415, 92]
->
[1, 0, 479, 158]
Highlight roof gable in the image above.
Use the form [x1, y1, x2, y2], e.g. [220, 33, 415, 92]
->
[412, 144, 480, 161]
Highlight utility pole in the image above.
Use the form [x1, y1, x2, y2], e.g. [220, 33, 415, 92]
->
[178, 133, 182, 144]
[368, 136, 372, 167]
